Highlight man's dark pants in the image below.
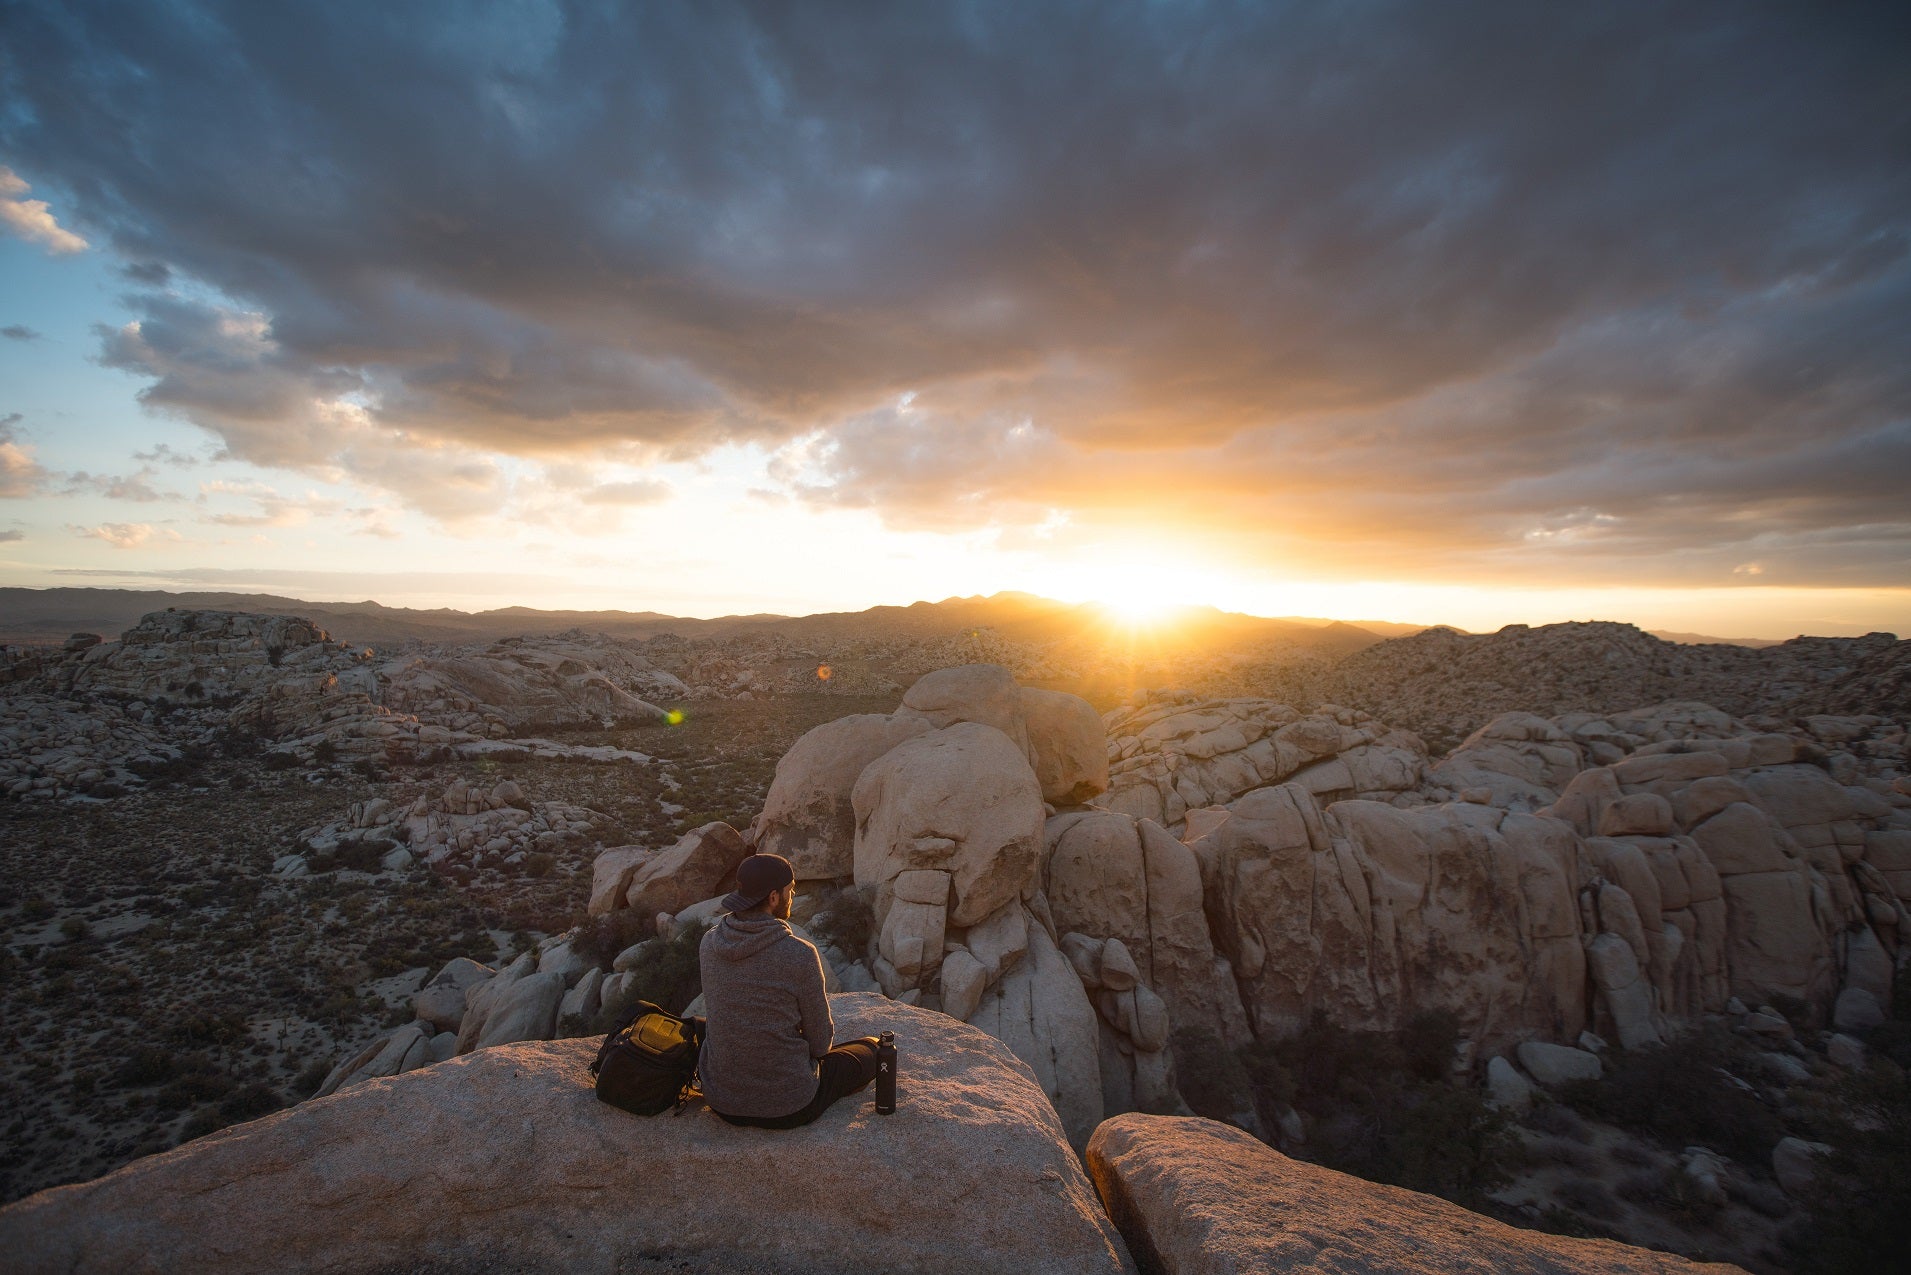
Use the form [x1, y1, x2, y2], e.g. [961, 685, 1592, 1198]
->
[712, 1037, 882, 1130]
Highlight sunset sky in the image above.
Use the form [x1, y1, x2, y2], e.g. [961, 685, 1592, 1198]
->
[1, 2, 1907, 636]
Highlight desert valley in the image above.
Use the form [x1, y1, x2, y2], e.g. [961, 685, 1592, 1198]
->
[0, 590, 1906, 1272]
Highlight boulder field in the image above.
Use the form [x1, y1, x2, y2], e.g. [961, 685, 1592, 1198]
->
[321, 663, 1907, 1161]
[2, 610, 677, 796]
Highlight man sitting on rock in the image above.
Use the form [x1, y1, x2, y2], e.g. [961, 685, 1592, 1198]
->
[699, 852, 881, 1128]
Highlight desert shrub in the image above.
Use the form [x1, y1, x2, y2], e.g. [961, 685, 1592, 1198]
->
[1236, 1009, 1513, 1206]
[111, 1046, 178, 1088]
[1617, 1166, 1668, 1204]
[178, 1106, 227, 1142]
[1554, 1175, 1622, 1221]
[524, 853, 555, 878]
[156, 1067, 234, 1112]
[1784, 1063, 1911, 1275]
[1558, 1025, 1781, 1165]
[218, 1082, 282, 1122]
[127, 749, 208, 785]
[592, 923, 708, 1025]
[21, 897, 55, 921]
[1607, 1139, 1657, 1168]
[216, 725, 257, 757]
[1730, 1176, 1792, 1219]
[1865, 1019, 1911, 1069]
[59, 917, 89, 942]
[1171, 1026, 1255, 1124]
[262, 751, 298, 771]
[1526, 1136, 1596, 1171]
[312, 739, 338, 765]
[571, 908, 658, 969]
[1522, 1100, 1592, 1143]
[164, 1010, 249, 1048]
[293, 1058, 331, 1098]
[805, 886, 874, 958]
[308, 838, 391, 874]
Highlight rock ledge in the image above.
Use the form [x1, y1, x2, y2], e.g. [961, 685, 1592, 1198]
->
[1, 995, 1131, 1275]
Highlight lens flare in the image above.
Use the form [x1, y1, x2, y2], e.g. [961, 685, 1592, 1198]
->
[665, 708, 684, 725]
[816, 664, 831, 681]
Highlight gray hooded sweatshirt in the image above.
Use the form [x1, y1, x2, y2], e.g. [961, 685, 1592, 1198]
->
[697, 913, 835, 1118]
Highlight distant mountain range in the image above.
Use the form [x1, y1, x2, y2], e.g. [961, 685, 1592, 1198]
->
[0, 586, 1383, 654]
[0, 585, 1793, 652]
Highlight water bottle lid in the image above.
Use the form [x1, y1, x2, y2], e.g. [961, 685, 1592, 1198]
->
[879, 1030, 895, 1045]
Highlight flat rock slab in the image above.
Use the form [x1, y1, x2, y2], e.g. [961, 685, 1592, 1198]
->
[1087, 1113, 1743, 1275]
[2, 994, 1132, 1275]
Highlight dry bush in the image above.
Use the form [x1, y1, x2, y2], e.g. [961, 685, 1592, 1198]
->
[805, 886, 874, 958]
[1608, 1140, 1657, 1168]
[591, 923, 708, 1025]
[1559, 1025, 1782, 1166]
[571, 909, 657, 969]
[1554, 1175, 1623, 1221]
[1521, 1100, 1592, 1143]
[1236, 1009, 1515, 1206]
[1616, 1166, 1668, 1205]
[1527, 1136, 1597, 1171]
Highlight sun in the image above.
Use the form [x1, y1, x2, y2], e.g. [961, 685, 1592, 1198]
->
[1098, 594, 1180, 627]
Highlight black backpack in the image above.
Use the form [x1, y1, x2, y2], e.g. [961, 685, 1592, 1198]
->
[589, 999, 706, 1116]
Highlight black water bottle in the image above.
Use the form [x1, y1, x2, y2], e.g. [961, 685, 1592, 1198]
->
[875, 1031, 898, 1114]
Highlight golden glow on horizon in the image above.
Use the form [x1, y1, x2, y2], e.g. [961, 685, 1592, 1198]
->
[1096, 594, 1182, 628]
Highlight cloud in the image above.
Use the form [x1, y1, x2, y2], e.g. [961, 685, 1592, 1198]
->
[71, 521, 179, 549]
[578, 479, 671, 506]
[130, 442, 201, 467]
[0, 528, 23, 542]
[348, 506, 400, 539]
[0, 413, 47, 498]
[2, 325, 41, 341]
[50, 565, 551, 594]
[2, 2, 1908, 583]
[195, 478, 338, 527]
[0, 166, 88, 253]
[60, 466, 175, 502]
[95, 294, 514, 522]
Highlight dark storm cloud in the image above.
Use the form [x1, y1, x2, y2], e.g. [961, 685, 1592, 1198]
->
[119, 261, 169, 286]
[1, 0, 1907, 580]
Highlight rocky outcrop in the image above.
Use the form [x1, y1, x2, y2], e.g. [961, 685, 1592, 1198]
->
[1044, 810, 1250, 1117]
[0, 692, 182, 798]
[1021, 686, 1111, 805]
[1100, 695, 1426, 830]
[854, 721, 1047, 934]
[282, 778, 604, 878]
[621, 820, 750, 918]
[0, 997, 1135, 1275]
[1095, 688, 1908, 1058]
[1323, 620, 1904, 748]
[1184, 785, 1590, 1050]
[377, 631, 678, 736]
[3, 610, 675, 792]
[751, 711, 933, 879]
[898, 662, 1034, 756]
[1087, 1113, 1741, 1275]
